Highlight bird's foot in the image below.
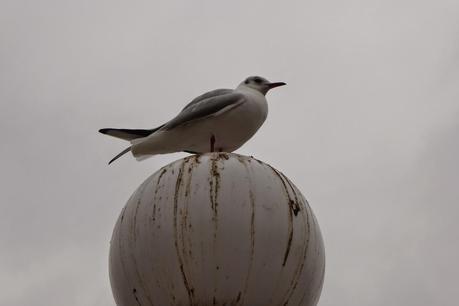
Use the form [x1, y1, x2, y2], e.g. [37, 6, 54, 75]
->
[210, 134, 216, 152]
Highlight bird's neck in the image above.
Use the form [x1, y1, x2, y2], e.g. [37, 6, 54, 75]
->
[236, 85, 266, 96]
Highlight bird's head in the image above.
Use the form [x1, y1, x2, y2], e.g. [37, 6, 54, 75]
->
[239, 76, 286, 95]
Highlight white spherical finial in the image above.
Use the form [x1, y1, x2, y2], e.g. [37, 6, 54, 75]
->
[109, 153, 325, 306]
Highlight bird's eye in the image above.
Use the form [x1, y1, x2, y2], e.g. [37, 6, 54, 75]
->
[244, 79, 250, 84]
[254, 78, 262, 84]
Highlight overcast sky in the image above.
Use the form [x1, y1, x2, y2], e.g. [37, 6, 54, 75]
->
[1, 1, 458, 305]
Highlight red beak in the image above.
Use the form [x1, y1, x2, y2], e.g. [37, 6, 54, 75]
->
[267, 82, 287, 89]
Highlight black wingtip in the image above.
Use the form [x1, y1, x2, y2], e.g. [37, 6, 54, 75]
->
[99, 128, 110, 135]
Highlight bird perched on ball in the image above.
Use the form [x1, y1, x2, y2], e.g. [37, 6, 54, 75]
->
[99, 76, 286, 164]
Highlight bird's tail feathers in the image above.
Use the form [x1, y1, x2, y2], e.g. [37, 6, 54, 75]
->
[130, 137, 145, 146]
[108, 146, 131, 165]
[129, 138, 157, 161]
[135, 154, 154, 161]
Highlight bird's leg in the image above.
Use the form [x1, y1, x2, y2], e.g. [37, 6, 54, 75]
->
[210, 134, 216, 152]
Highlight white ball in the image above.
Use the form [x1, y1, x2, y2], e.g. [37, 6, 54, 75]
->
[109, 153, 325, 306]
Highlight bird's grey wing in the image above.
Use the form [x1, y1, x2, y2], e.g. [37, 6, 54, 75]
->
[181, 88, 233, 111]
[163, 91, 246, 130]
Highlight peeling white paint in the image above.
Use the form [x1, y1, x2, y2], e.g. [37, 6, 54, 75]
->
[109, 153, 325, 306]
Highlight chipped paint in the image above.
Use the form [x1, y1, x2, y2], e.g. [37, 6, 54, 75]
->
[109, 153, 325, 306]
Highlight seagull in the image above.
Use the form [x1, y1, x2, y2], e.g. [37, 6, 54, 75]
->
[99, 76, 286, 164]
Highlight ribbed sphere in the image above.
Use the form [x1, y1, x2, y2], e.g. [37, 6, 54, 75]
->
[109, 153, 325, 306]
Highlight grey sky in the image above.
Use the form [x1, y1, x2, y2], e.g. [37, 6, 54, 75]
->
[1, 0, 458, 305]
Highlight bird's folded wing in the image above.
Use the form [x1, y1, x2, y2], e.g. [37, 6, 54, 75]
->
[163, 91, 246, 130]
[181, 88, 233, 111]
